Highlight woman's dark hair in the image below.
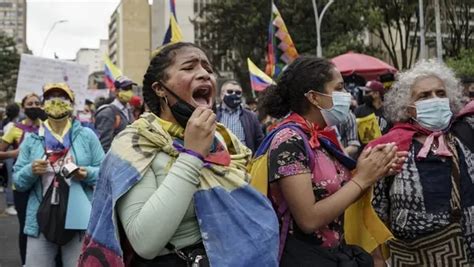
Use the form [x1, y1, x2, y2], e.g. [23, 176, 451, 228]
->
[142, 42, 207, 116]
[21, 93, 40, 108]
[5, 102, 20, 122]
[258, 56, 335, 119]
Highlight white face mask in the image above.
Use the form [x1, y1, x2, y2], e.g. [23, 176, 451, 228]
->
[312, 91, 352, 127]
[412, 97, 452, 131]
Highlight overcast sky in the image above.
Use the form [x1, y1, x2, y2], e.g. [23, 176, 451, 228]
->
[27, 0, 120, 60]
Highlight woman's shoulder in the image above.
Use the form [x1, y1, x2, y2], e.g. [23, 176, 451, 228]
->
[270, 127, 306, 150]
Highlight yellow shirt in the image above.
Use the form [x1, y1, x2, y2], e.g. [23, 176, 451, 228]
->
[2, 124, 23, 146]
[1, 120, 41, 146]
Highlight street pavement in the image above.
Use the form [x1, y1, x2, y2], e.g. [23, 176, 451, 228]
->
[0, 191, 22, 267]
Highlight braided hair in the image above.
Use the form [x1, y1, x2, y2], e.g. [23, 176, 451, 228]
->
[258, 56, 335, 119]
[142, 42, 207, 116]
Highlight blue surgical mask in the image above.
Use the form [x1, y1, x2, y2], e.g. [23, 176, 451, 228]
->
[413, 97, 452, 131]
[316, 91, 352, 127]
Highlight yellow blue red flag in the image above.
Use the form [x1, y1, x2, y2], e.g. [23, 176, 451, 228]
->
[162, 0, 183, 45]
[247, 58, 275, 92]
[104, 55, 122, 90]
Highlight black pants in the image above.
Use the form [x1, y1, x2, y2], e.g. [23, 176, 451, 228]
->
[280, 235, 373, 267]
[131, 243, 208, 267]
[13, 190, 29, 265]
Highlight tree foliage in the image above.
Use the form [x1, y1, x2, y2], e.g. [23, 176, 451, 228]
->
[440, 0, 474, 58]
[0, 32, 20, 103]
[446, 49, 474, 78]
[197, 0, 373, 96]
[364, 0, 430, 70]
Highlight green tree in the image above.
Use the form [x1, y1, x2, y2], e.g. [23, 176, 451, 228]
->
[364, 0, 431, 70]
[196, 1, 270, 97]
[0, 32, 20, 103]
[197, 0, 374, 96]
[446, 49, 474, 78]
[440, 0, 474, 58]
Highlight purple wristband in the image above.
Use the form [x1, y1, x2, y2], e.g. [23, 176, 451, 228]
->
[173, 142, 210, 167]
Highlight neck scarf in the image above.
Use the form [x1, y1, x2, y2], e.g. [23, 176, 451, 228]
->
[368, 122, 451, 159]
[277, 112, 356, 170]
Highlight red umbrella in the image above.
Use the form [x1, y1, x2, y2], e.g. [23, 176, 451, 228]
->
[331, 52, 397, 81]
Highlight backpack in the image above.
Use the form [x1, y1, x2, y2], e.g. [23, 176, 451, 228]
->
[248, 123, 316, 259]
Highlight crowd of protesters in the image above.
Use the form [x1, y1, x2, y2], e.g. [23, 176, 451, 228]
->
[0, 41, 472, 267]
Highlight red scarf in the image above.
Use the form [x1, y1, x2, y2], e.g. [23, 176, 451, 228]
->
[368, 100, 474, 159]
[277, 112, 342, 151]
[367, 122, 451, 159]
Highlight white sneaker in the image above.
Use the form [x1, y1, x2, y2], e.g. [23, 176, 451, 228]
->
[5, 205, 17, 216]
[0, 186, 4, 193]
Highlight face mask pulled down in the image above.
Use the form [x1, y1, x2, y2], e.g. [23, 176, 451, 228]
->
[316, 91, 352, 127]
[412, 98, 452, 131]
[159, 82, 196, 128]
[44, 98, 73, 120]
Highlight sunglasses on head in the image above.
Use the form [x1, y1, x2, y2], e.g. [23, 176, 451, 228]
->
[226, 89, 242, 96]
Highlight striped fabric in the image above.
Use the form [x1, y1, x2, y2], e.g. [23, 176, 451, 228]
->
[388, 223, 471, 267]
[79, 113, 279, 267]
[220, 107, 246, 145]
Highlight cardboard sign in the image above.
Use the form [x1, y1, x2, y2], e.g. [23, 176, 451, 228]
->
[15, 54, 88, 103]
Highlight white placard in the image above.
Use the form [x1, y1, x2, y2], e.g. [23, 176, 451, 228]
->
[15, 54, 89, 103]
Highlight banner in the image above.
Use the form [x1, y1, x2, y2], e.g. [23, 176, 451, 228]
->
[15, 54, 88, 103]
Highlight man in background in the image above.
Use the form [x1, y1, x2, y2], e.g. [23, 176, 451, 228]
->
[216, 80, 264, 154]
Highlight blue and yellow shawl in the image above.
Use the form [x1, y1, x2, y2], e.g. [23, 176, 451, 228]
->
[79, 112, 279, 267]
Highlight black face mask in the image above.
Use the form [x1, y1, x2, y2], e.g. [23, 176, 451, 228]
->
[223, 94, 242, 109]
[159, 81, 196, 128]
[24, 107, 46, 121]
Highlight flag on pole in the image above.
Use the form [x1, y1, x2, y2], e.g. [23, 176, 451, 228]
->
[104, 55, 122, 90]
[248, 58, 275, 92]
[162, 0, 183, 45]
[265, 1, 298, 79]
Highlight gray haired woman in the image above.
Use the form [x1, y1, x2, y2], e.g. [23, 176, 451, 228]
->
[369, 59, 473, 266]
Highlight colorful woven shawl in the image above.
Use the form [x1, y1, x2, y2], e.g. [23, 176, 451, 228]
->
[79, 112, 279, 267]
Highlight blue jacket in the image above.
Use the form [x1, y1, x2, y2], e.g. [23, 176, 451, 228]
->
[216, 106, 264, 154]
[13, 120, 105, 237]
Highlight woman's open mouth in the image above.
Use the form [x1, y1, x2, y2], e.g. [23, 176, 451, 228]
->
[192, 85, 212, 107]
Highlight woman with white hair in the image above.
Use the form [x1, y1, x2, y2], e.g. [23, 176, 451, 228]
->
[369, 59, 473, 266]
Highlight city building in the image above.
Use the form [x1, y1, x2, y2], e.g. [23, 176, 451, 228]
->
[0, 0, 27, 53]
[76, 39, 108, 75]
[108, 0, 150, 85]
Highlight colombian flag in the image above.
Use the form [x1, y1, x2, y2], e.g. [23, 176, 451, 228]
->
[104, 55, 122, 90]
[162, 0, 183, 45]
[79, 113, 279, 267]
[248, 58, 275, 92]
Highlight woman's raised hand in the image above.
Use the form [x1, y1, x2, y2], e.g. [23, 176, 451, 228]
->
[184, 106, 216, 157]
[352, 143, 398, 189]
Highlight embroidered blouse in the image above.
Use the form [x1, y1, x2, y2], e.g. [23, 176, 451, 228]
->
[372, 137, 474, 258]
[268, 128, 351, 248]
